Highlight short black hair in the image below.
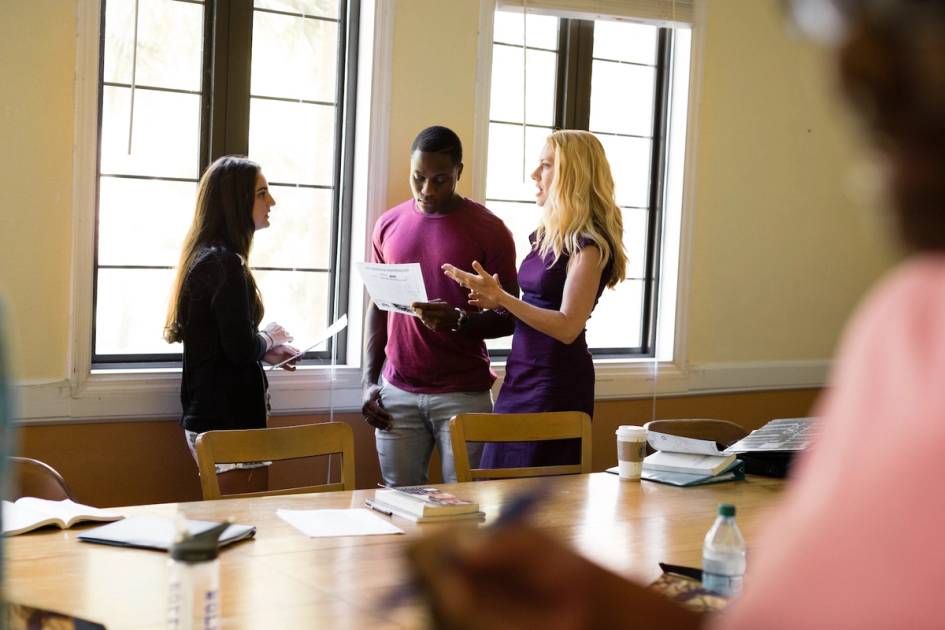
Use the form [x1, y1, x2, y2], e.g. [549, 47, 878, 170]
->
[410, 125, 463, 165]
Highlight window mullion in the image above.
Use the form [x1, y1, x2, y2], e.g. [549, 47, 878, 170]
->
[556, 19, 593, 131]
[329, 0, 359, 363]
[572, 19, 594, 130]
[553, 19, 570, 129]
[198, 1, 215, 172]
[640, 28, 673, 356]
[557, 19, 578, 129]
[207, 0, 253, 162]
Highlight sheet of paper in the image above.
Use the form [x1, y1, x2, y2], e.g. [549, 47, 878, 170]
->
[646, 431, 727, 456]
[277, 508, 404, 538]
[355, 262, 428, 317]
[267, 314, 348, 370]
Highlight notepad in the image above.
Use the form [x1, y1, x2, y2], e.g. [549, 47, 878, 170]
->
[277, 508, 404, 537]
[2, 498, 123, 536]
[77, 516, 255, 551]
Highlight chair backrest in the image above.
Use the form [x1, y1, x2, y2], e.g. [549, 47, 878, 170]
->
[449, 412, 592, 482]
[643, 419, 748, 452]
[9, 457, 76, 501]
[195, 422, 356, 500]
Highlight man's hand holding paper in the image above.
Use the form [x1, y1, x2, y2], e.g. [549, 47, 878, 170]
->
[355, 262, 428, 316]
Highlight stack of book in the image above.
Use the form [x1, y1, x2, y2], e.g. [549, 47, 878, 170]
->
[640, 432, 745, 487]
[370, 486, 485, 523]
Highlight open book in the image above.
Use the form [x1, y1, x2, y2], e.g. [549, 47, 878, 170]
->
[373, 486, 479, 518]
[2, 498, 123, 536]
[641, 433, 744, 487]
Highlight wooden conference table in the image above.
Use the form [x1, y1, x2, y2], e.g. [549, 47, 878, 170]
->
[5, 473, 786, 629]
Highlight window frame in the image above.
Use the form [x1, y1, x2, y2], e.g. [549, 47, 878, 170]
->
[90, 0, 360, 367]
[482, 12, 676, 359]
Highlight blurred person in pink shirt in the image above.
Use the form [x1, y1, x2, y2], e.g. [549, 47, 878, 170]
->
[405, 1, 945, 628]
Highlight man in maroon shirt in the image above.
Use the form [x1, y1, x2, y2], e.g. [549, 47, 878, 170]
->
[362, 126, 518, 486]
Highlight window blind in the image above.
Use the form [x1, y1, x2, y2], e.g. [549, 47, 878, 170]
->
[495, 0, 694, 26]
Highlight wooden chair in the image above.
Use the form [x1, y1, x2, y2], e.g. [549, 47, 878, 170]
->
[195, 422, 356, 500]
[643, 419, 748, 453]
[449, 412, 592, 482]
[9, 457, 76, 501]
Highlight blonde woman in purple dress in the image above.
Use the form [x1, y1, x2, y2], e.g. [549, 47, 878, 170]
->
[443, 130, 628, 469]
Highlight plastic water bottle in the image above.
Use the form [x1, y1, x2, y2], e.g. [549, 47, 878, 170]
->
[702, 503, 746, 597]
[167, 520, 228, 630]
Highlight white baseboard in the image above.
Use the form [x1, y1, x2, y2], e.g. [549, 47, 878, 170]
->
[12, 360, 829, 425]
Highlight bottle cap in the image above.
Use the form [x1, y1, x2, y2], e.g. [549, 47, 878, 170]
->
[718, 503, 736, 517]
[170, 521, 230, 562]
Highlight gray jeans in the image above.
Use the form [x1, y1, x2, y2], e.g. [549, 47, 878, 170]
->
[375, 377, 491, 486]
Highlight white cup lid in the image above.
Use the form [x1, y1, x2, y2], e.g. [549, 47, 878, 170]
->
[616, 425, 646, 439]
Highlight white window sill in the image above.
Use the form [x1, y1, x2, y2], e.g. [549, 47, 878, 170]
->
[14, 359, 828, 425]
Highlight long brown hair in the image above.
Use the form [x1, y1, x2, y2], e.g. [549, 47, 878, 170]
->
[164, 156, 264, 343]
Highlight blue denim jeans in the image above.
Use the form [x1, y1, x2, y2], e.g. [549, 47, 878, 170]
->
[375, 377, 491, 486]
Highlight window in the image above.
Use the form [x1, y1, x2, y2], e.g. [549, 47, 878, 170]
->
[93, 0, 359, 365]
[484, 7, 691, 358]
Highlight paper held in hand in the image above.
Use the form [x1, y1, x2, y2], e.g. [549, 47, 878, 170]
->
[355, 262, 428, 317]
[268, 314, 348, 370]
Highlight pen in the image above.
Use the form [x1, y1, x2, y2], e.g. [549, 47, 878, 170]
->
[378, 481, 551, 610]
[365, 499, 393, 517]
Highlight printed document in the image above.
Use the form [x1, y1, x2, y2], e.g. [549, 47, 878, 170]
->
[355, 262, 428, 316]
[268, 314, 348, 370]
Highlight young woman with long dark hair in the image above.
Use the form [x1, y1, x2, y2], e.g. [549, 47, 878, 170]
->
[165, 156, 298, 492]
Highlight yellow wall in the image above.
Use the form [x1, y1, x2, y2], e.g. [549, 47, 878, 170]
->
[0, 0, 897, 383]
[384, 0, 482, 204]
[686, 0, 895, 362]
[0, 1, 76, 381]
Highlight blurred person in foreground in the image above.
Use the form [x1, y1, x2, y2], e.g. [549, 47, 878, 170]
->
[407, 1, 945, 628]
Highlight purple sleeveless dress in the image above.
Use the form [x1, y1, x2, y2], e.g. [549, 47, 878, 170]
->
[481, 233, 612, 469]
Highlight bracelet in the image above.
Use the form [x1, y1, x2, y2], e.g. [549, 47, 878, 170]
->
[450, 308, 468, 332]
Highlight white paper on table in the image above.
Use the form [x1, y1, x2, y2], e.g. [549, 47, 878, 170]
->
[276, 508, 404, 538]
[355, 262, 428, 317]
[646, 431, 728, 456]
[267, 314, 348, 370]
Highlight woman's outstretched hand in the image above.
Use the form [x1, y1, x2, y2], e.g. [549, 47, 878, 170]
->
[442, 261, 505, 310]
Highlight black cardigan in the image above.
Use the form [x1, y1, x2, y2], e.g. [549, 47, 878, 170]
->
[178, 245, 268, 433]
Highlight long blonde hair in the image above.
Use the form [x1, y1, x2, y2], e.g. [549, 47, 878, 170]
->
[534, 130, 628, 288]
